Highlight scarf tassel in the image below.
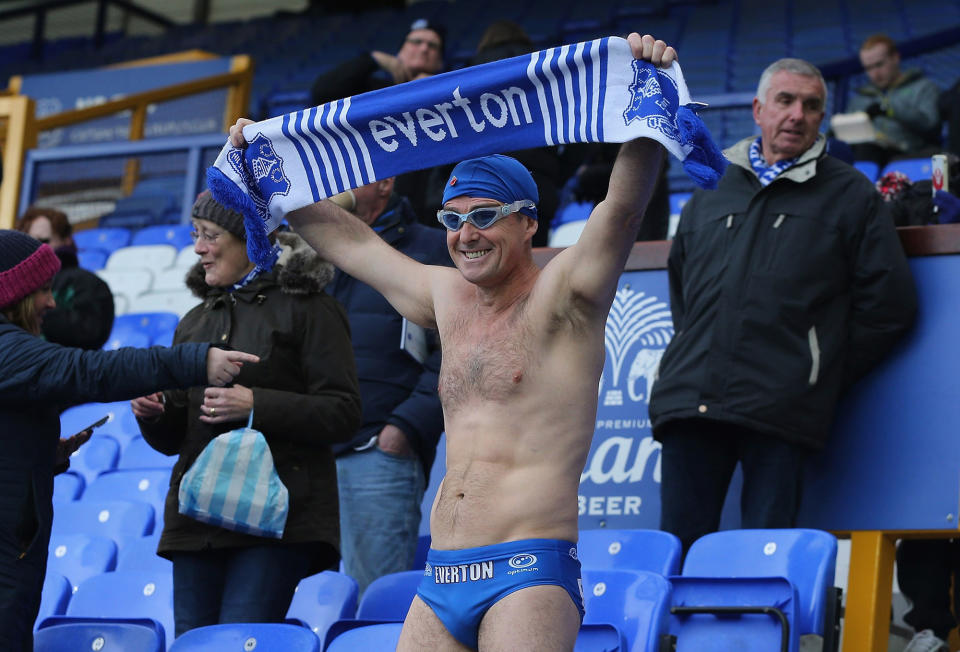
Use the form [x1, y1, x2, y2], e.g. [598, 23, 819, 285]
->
[207, 166, 281, 270]
[676, 105, 728, 190]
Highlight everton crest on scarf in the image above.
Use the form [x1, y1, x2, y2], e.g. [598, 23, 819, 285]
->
[209, 35, 727, 268]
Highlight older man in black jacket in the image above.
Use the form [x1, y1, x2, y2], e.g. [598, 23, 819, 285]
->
[649, 58, 917, 554]
[326, 178, 449, 595]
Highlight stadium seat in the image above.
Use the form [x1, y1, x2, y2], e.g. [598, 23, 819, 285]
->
[132, 225, 193, 250]
[853, 160, 880, 182]
[669, 576, 797, 652]
[83, 469, 171, 523]
[356, 570, 422, 620]
[60, 401, 137, 444]
[675, 529, 839, 652]
[669, 192, 692, 216]
[285, 571, 358, 640]
[152, 326, 176, 347]
[103, 329, 151, 350]
[325, 622, 402, 652]
[77, 248, 108, 271]
[63, 570, 174, 646]
[106, 245, 178, 272]
[113, 293, 130, 317]
[581, 569, 673, 652]
[175, 245, 198, 268]
[53, 471, 85, 501]
[119, 436, 176, 470]
[578, 528, 682, 575]
[67, 433, 121, 485]
[35, 617, 165, 652]
[115, 534, 171, 575]
[152, 267, 191, 293]
[112, 312, 180, 345]
[51, 499, 155, 539]
[35, 573, 72, 629]
[73, 228, 131, 255]
[881, 157, 933, 181]
[47, 533, 118, 590]
[97, 268, 154, 300]
[169, 623, 320, 651]
[575, 623, 627, 651]
[127, 291, 201, 318]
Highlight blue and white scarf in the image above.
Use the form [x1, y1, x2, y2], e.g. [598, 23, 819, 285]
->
[209, 36, 728, 269]
[748, 137, 798, 187]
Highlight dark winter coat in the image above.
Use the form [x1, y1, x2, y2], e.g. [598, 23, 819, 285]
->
[0, 317, 209, 650]
[328, 195, 448, 478]
[137, 233, 361, 569]
[649, 135, 917, 449]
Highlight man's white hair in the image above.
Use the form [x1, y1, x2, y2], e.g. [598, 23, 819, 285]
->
[756, 58, 828, 107]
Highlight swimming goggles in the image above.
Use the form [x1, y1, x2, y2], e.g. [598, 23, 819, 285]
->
[436, 199, 536, 231]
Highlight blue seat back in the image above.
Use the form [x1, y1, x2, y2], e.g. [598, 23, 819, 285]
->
[325, 622, 402, 652]
[669, 576, 798, 652]
[574, 623, 626, 651]
[669, 192, 692, 215]
[581, 569, 672, 652]
[77, 248, 108, 271]
[53, 471, 85, 501]
[47, 533, 118, 590]
[36, 617, 164, 652]
[131, 225, 193, 249]
[112, 312, 179, 342]
[73, 228, 131, 254]
[69, 434, 121, 485]
[119, 437, 176, 470]
[66, 570, 174, 645]
[115, 534, 170, 574]
[169, 623, 320, 651]
[51, 499, 155, 539]
[853, 160, 880, 182]
[35, 573, 72, 628]
[578, 528, 682, 575]
[356, 570, 422, 620]
[60, 402, 137, 444]
[285, 571, 358, 640]
[83, 469, 172, 523]
[881, 157, 933, 181]
[682, 529, 837, 636]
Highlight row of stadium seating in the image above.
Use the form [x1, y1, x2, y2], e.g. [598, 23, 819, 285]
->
[35, 523, 839, 651]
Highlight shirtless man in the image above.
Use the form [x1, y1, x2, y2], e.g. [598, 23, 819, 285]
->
[231, 32, 675, 652]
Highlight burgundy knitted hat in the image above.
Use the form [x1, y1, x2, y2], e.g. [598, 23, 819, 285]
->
[0, 230, 61, 309]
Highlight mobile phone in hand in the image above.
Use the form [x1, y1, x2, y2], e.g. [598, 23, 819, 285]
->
[72, 415, 109, 438]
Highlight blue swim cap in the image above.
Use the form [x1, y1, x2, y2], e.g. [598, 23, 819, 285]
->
[442, 154, 539, 220]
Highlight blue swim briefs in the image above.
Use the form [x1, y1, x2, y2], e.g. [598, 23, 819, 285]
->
[416, 538, 584, 649]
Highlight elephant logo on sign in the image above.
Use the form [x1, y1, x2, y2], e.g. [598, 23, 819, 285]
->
[627, 348, 665, 403]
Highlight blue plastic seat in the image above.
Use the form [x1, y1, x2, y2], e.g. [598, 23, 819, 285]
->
[77, 248, 108, 271]
[112, 312, 180, 345]
[83, 469, 172, 524]
[581, 569, 673, 652]
[103, 329, 151, 350]
[853, 160, 880, 182]
[68, 434, 121, 485]
[51, 499, 155, 539]
[681, 529, 838, 641]
[881, 157, 933, 181]
[35, 573, 72, 629]
[53, 471, 85, 501]
[118, 436, 176, 470]
[47, 534, 118, 590]
[669, 192, 692, 215]
[574, 623, 627, 651]
[63, 570, 174, 646]
[73, 228, 131, 255]
[325, 622, 402, 652]
[60, 402, 137, 444]
[169, 623, 320, 651]
[578, 529, 682, 575]
[669, 576, 798, 652]
[132, 225, 193, 250]
[115, 534, 171, 575]
[285, 571, 358, 640]
[35, 617, 164, 652]
[356, 570, 422, 620]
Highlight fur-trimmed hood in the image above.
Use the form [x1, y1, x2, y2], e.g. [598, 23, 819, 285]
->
[185, 231, 334, 298]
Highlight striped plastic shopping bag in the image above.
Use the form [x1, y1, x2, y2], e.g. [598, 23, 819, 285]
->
[178, 411, 288, 538]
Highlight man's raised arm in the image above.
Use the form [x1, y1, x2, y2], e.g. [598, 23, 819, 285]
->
[559, 34, 673, 312]
[228, 121, 440, 329]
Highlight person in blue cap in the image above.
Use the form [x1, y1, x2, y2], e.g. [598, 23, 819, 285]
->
[233, 32, 674, 652]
